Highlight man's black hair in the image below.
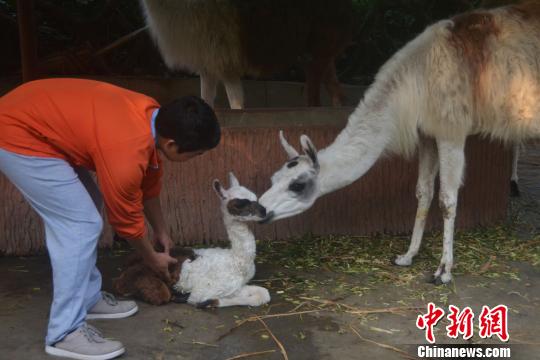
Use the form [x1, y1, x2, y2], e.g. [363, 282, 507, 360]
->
[155, 96, 221, 152]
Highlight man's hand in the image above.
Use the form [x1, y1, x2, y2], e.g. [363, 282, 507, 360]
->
[144, 251, 178, 282]
[125, 236, 178, 282]
[153, 231, 173, 254]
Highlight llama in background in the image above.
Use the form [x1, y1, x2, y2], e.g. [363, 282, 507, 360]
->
[258, 2, 540, 284]
[140, 0, 353, 108]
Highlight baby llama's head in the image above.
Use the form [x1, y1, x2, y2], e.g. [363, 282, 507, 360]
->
[213, 172, 266, 222]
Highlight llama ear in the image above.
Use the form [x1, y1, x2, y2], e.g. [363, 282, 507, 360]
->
[213, 179, 226, 199]
[228, 172, 240, 188]
[300, 135, 319, 169]
[279, 130, 299, 159]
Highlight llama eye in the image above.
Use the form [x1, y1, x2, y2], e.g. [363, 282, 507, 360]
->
[288, 182, 305, 193]
[233, 199, 251, 208]
[287, 161, 298, 168]
[227, 199, 251, 215]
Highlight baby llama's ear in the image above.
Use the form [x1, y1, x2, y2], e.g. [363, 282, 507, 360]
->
[228, 172, 240, 188]
[213, 179, 226, 199]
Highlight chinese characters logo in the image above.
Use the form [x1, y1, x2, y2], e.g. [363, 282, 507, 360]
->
[416, 303, 509, 343]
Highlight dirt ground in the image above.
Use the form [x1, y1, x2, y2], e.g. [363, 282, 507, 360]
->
[1, 149, 540, 359]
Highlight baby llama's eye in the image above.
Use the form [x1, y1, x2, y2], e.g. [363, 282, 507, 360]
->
[288, 182, 306, 193]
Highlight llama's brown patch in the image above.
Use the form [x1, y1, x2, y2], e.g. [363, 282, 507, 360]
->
[236, 0, 353, 77]
[134, 275, 172, 305]
[449, 11, 500, 100]
[169, 249, 196, 285]
[507, 1, 540, 23]
[114, 247, 197, 305]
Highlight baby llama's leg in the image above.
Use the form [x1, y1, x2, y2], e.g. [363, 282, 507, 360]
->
[214, 285, 270, 308]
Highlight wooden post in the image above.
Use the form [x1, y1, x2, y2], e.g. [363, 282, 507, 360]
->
[17, 0, 39, 82]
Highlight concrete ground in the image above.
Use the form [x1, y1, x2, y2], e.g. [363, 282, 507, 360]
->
[1, 147, 540, 360]
[1, 238, 539, 360]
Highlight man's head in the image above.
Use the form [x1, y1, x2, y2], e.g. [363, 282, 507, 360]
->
[155, 96, 220, 161]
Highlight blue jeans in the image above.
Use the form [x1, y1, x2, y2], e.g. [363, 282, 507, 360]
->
[0, 148, 103, 345]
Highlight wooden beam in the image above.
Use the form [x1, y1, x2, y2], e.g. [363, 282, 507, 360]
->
[17, 0, 39, 82]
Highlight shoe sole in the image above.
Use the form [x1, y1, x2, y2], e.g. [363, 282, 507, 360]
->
[45, 345, 125, 360]
[86, 305, 138, 320]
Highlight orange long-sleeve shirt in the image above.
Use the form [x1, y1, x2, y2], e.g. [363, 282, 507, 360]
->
[0, 78, 162, 240]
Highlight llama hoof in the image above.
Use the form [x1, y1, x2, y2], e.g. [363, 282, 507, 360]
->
[170, 291, 190, 304]
[196, 299, 219, 309]
[510, 181, 520, 197]
[429, 272, 452, 285]
[393, 255, 413, 267]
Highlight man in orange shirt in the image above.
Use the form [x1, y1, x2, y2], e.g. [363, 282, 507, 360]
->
[0, 78, 221, 360]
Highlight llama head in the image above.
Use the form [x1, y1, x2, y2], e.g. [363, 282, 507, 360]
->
[213, 172, 267, 221]
[259, 131, 320, 224]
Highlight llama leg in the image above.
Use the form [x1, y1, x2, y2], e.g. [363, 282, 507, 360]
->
[432, 139, 466, 285]
[306, 59, 330, 106]
[212, 286, 270, 308]
[510, 144, 520, 197]
[394, 137, 439, 266]
[322, 60, 346, 106]
[224, 78, 244, 109]
[200, 73, 218, 108]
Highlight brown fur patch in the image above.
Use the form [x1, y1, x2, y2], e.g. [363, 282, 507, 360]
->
[236, 0, 353, 76]
[507, 1, 540, 23]
[134, 274, 172, 306]
[114, 248, 195, 305]
[449, 11, 500, 100]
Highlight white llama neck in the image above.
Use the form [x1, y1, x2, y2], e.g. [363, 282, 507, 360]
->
[317, 89, 394, 196]
[223, 215, 256, 260]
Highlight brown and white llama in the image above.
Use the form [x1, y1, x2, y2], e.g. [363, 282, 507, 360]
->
[258, 2, 540, 284]
[139, 0, 353, 108]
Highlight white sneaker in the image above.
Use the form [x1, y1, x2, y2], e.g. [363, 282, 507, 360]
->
[87, 292, 138, 320]
[45, 324, 125, 360]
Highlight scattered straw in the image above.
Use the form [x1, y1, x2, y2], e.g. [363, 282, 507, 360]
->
[299, 296, 421, 315]
[224, 350, 276, 360]
[217, 309, 322, 342]
[254, 315, 288, 360]
[190, 340, 219, 348]
[349, 325, 415, 360]
[256, 227, 540, 288]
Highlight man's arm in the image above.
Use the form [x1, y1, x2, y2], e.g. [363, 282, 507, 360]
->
[93, 140, 175, 279]
[143, 196, 173, 253]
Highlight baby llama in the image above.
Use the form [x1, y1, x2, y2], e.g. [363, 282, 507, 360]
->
[115, 173, 270, 308]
